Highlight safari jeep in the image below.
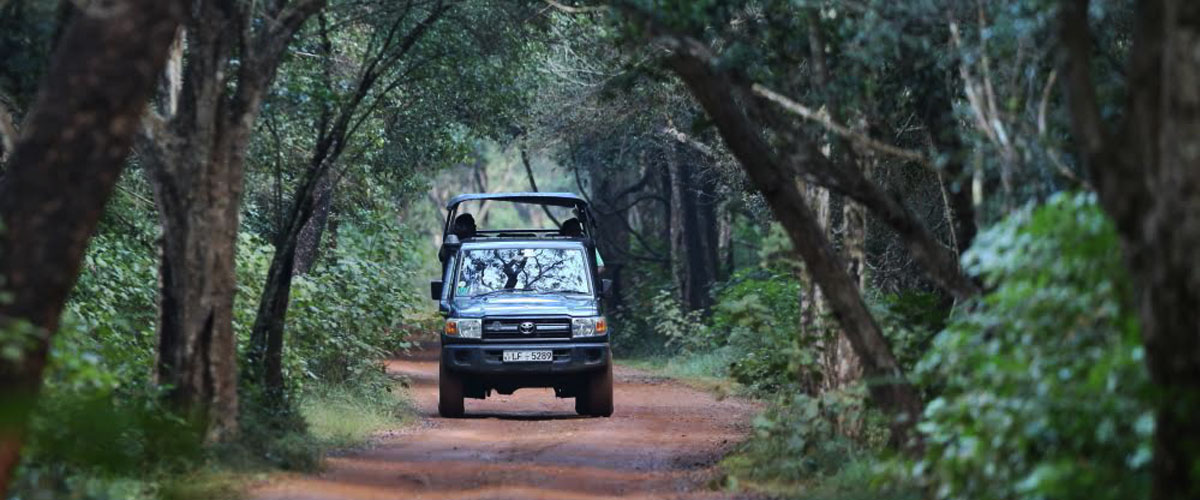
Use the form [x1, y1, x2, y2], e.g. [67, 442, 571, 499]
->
[429, 193, 613, 418]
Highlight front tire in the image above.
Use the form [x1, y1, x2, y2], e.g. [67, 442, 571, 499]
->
[575, 355, 613, 417]
[439, 361, 465, 418]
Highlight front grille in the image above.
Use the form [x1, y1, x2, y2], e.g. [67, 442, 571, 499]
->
[482, 317, 572, 340]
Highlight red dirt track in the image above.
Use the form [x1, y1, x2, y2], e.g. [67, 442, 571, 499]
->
[250, 348, 761, 500]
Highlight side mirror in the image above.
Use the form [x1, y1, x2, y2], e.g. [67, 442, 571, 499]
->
[430, 280, 444, 301]
[600, 279, 613, 298]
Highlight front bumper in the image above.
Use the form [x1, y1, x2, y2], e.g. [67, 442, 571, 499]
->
[441, 340, 610, 375]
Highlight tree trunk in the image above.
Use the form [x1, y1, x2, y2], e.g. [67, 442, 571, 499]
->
[666, 141, 689, 306]
[666, 141, 717, 311]
[142, 7, 243, 442]
[717, 200, 733, 280]
[248, 157, 328, 397]
[140, 0, 325, 440]
[681, 163, 714, 311]
[0, 0, 183, 493]
[696, 165, 721, 288]
[292, 168, 334, 275]
[1059, 1, 1200, 497]
[807, 11, 865, 391]
[666, 41, 924, 450]
[834, 157, 869, 388]
[148, 148, 242, 439]
[0, 97, 15, 164]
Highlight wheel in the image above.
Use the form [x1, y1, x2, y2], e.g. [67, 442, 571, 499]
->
[575, 355, 613, 417]
[439, 361, 465, 418]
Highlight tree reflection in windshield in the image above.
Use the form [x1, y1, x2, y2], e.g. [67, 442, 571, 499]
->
[456, 248, 590, 297]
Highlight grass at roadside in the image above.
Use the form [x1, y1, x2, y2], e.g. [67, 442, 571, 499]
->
[300, 379, 416, 448]
[108, 377, 416, 500]
[718, 455, 921, 500]
[619, 347, 742, 398]
[183, 378, 417, 499]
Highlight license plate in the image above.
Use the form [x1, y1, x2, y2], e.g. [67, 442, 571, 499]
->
[502, 350, 553, 362]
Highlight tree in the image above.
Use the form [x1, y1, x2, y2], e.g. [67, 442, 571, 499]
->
[603, 2, 987, 447]
[657, 34, 925, 448]
[247, 0, 450, 399]
[136, 0, 325, 441]
[0, 0, 184, 492]
[666, 142, 718, 310]
[1059, 0, 1200, 498]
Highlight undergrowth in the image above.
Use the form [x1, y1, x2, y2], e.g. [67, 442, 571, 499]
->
[620, 194, 1141, 500]
[7, 200, 424, 500]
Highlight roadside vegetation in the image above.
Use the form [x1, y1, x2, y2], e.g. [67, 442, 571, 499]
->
[1, 1, 1197, 500]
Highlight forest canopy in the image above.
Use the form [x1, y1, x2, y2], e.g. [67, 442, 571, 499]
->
[0, 0, 1197, 499]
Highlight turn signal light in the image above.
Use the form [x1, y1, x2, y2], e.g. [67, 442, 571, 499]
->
[595, 317, 607, 334]
[444, 320, 458, 336]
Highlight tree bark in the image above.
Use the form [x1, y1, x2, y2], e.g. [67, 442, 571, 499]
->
[681, 162, 714, 311]
[0, 0, 183, 493]
[696, 165, 721, 289]
[665, 38, 924, 450]
[0, 97, 15, 164]
[292, 169, 334, 275]
[717, 200, 733, 281]
[139, 0, 325, 440]
[1059, 1, 1200, 498]
[807, 10, 865, 390]
[666, 140, 688, 306]
[665, 140, 717, 311]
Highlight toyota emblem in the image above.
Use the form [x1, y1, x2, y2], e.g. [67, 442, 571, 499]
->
[518, 321, 536, 334]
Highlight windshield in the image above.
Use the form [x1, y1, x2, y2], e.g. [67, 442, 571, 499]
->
[454, 247, 591, 297]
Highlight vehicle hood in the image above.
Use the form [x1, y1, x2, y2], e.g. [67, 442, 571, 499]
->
[450, 293, 599, 318]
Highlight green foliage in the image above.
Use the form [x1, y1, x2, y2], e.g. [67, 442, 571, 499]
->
[284, 212, 425, 387]
[646, 289, 710, 352]
[21, 389, 205, 478]
[57, 235, 158, 390]
[719, 387, 918, 500]
[732, 386, 888, 479]
[868, 290, 949, 373]
[618, 263, 808, 396]
[912, 193, 1150, 500]
[10, 175, 429, 499]
[609, 258, 675, 356]
[714, 268, 803, 395]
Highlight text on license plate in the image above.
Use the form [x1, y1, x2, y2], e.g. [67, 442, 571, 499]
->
[502, 350, 553, 362]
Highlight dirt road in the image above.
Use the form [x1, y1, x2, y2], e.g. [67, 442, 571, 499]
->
[251, 349, 761, 500]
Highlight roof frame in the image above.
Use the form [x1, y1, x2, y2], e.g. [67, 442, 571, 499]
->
[444, 192, 588, 210]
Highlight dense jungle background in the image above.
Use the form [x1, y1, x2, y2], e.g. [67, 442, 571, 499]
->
[1, 0, 1197, 499]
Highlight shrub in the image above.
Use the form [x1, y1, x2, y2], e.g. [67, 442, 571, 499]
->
[912, 192, 1151, 500]
[728, 385, 889, 481]
[713, 268, 804, 395]
[11, 198, 427, 499]
[284, 213, 422, 388]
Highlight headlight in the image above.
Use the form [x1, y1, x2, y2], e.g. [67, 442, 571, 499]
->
[445, 318, 481, 339]
[572, 316, 607, 338]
